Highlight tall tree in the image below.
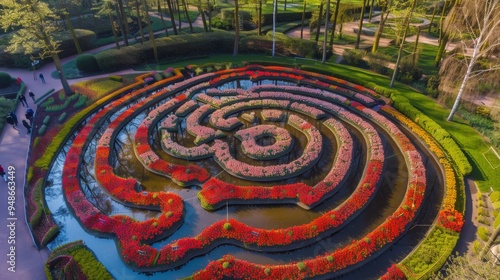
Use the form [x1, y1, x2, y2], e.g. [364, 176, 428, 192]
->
[329, 0, 341, 47]
[428, 1, 438, 33]
[166, 0, 179, 35]
[446, 0, 500, 121]
[183, 0, 194, 33]
[94, 0, 121, 49]
[1, 0, 72, 95]
[300, 0, 307, 39]
[117, 0, 130, 45]
[435, 0, 459, 66]
[157, 0, 170, 36]
[234, 0, 240, 55]
[143, 0, 158, 64]
[134, 0, 145, 43]
[371, 0, 391, 53]
[390, 0, 418, 87]
[436, 252, 500, 279]
[355, 0, 367, 49]
[315, 2, 324, 42]
[197, 0, 209, 32]
[322, 0, 331, 63]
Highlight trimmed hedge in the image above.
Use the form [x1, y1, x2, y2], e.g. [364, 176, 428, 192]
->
[75, 54, 100, 73]
[0, 72, 11, 88]
[240, 33, 320, 58]
[391, 94, 472, 175]
[95, 32, 234, 71]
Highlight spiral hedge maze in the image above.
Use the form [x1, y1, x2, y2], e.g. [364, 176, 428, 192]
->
[48, 65, 464, 279]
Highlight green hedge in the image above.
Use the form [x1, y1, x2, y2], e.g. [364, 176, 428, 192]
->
[391, 94, 472, 175]
[0, 72, 11, 88]
[95, 32, 234, 71]
[240, 33, 320, 58]
[75, 54, 100, 73]
[45, 241, 112, 280]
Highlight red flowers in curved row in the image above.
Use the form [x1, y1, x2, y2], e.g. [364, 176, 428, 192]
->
[436, 209, 464, 233]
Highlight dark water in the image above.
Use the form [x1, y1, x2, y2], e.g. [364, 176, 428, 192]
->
[45, 79, 443, 279]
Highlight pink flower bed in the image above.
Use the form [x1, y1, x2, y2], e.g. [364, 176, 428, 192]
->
[235, 125, 293, 160]
[211, 115, 322, 180]
[175, 100, 199, 117]
[261, 109, 285, 121]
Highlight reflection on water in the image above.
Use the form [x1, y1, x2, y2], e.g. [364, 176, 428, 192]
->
[45, 78, 443, 279]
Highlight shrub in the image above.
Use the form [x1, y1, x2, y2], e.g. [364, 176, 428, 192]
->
[490, 191, 500, 203]
[471, 240, 483, 255]
[109, 75, 123, 82]
[222, 261, 230, 269]
[76, 54, 100, 73]
[223, 222, 232, 230]
[367, 52, 390, 74]
[297, 262, 306, 271]
[426, 75, 440, 97]
[0, 72, 11, 88]
[41, 97, 55, 108]
[494, 212, 500, 228]
[43, 116, 50, 125]
[477, 226, 490, 241]
[58, 112, 67, 123]
[342, 49, 366, 66]
[397, 57, 422, 83]
[264, 267, 271, 275]
[38, 124, 47, 136]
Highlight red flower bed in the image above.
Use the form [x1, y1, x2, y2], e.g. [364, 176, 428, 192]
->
[381, 264, 407, 280]
[436, 209, 464, 232]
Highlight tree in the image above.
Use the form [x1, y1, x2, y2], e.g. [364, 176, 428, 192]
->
[355, 0, 367, 49]
[94, 0, 121, 49]
[389, 0, 417, 87]
[234, 0, 240, 55]
[371, 0, 391, 53]
[446, 0, 500, 121]
[143, 0, 158, 64]
[183, 0, 193, 33]
[314, 1, 324, 42]
[166, 0, 178, 35]
[322, 0, 331, 63]
[300, 0, 307, 38]
[328, 0, 341, 47]
[117, 0, 130, 45]
[1, 0, 72, 95]
[436, 252, 500, 279]
[157, 0, 170, 36]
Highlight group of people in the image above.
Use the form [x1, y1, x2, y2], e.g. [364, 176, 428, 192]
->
[5, 89, 36, 134]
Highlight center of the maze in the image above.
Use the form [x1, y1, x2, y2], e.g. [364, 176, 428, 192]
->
[235, 125, 293, 160]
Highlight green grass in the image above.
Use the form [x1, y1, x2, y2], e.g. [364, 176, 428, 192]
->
[376, 43, 440, 76]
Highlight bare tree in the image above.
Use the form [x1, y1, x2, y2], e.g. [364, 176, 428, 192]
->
[446, 0, 500, 121]
[436, 252, 500, 279]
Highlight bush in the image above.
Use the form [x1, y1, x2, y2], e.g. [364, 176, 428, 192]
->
[342, 49, 366, 66]
[426, 75, 440, 97]
[109, 75, 123, 82]
[477, 226, 490, 241]
[95, 32, 234, 71]
[490, 191, 500, 203]
[297, 262, 306, 271]
[366, 52, 390, 75]
[58, 112, 67, 123]
[56, 29, 96, 57]
[75, 54, 100, 73]
[38, 124, 47, 136]
[0, 72, 11, 88]
[397, 57, 423, 83]
[42, 116, 50, 125]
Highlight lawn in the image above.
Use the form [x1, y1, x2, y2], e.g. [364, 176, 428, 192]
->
[377, 43, 440, 76]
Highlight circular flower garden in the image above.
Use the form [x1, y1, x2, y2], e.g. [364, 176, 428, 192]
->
[40, 65, 463, 279]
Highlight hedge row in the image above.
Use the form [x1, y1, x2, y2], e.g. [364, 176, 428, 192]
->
[0, 29, 96, 68]
[240, 32, 320, 58]
[391, 94, 472, 175]
[45, 241, 112, 280]
[94, 32, 234, 71]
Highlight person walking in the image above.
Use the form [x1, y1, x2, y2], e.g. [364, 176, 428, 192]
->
[19, 94, 28, 107]
[26, 107, 34, 126]
[9, 111, 18, 127]
[28, 90, 36, 101]
[0, 164, 7, 182]
[6, 115, 16, 130]
[22, 119, 31, 134]
[39, 73, 45, 83]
